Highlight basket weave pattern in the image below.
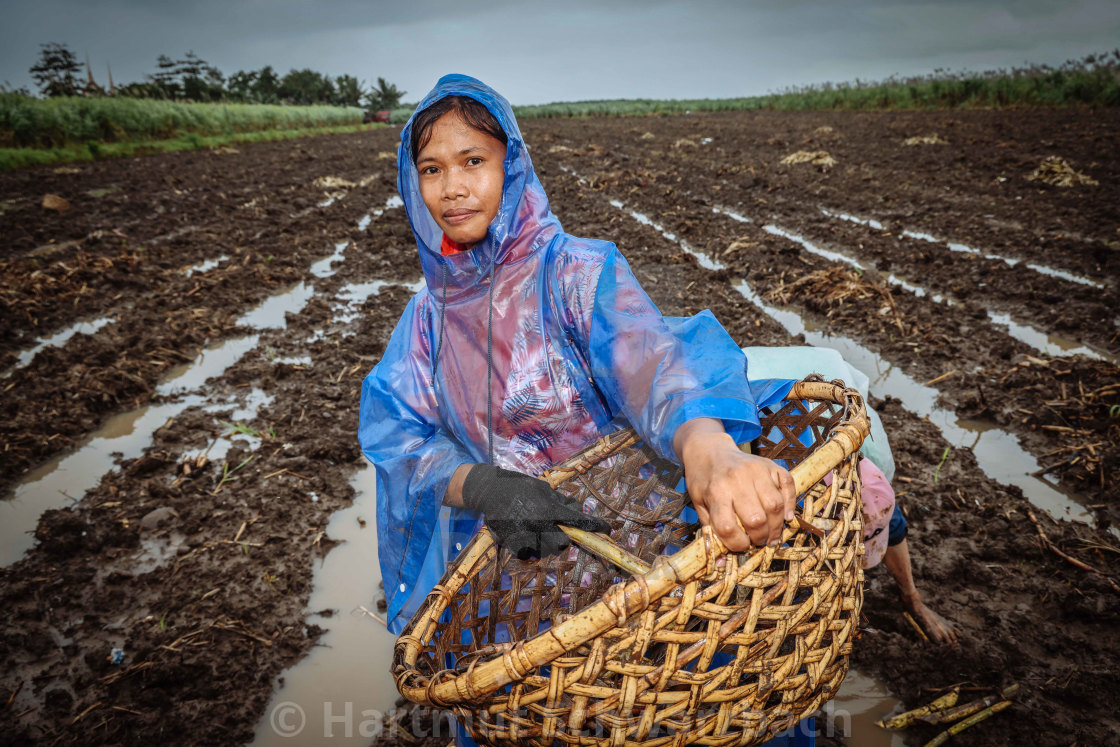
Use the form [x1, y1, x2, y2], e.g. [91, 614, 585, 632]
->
[394, 379, 867, 746]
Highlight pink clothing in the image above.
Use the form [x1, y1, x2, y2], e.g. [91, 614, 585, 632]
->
[858, 458, 896, 569]
[824, 458, 896, 569]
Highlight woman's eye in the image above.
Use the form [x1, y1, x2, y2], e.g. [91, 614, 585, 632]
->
[467, 157, 483, 166]
[421, 166, 439, 175]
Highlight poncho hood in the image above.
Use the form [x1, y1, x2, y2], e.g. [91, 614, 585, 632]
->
[398, 74, 562, 301]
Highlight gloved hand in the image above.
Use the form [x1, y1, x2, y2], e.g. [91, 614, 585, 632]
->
[462, 464, 612, 559]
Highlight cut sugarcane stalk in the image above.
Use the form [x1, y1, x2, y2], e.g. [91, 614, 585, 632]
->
[877, 688, 960, 729]
[919, 684, 1020, 725]
[559, 526, 650, 576]
[559, 509, 825, 576]
[922, 700, 1013, 747]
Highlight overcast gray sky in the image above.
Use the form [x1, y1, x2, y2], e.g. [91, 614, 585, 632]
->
[2, 0, 1118, 105]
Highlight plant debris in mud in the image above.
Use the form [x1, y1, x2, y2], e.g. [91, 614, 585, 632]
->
[780, 149, 837, 167]
[903, 133, 948, 146]
[988, 355, 1119, 499]
[764, 266, 907, 334]
[1027, 155, 1099, 187]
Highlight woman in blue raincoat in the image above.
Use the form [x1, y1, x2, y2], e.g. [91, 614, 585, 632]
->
[359, 74, 814, 745]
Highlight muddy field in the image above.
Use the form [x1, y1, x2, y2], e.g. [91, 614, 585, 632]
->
[1, 108, 1118, 746]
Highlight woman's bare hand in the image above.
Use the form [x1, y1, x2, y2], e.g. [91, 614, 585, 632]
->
[675, 418, 795, 551]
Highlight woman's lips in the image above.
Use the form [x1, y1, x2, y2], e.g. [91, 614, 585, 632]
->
[442, 209, 478, 225]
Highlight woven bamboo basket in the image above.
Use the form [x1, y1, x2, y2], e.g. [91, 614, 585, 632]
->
[394, 377, 870, 746]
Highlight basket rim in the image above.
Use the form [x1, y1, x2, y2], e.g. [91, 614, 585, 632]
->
[395, 378, 869, 708]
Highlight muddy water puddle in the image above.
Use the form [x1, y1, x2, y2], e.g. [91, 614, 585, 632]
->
[357, 195, 404, 231]
[1, 396, 202, 566]
[157, 336, 260, 395]
[3, 315, 116, 378]
[713, 205, 753, 224]
[823, 207, 1106, 289]
[183, 254, 229, 277]
[236, 282, 317, 330]
[828, 669, 908, 746]
[608, 198, 724, 270]
[902, 229, 1104, 289]
[253, 466, 401, 746]
[332, 278, 425, 327]
[311, 242, 351, 278]
[753, 215, 1113, 364]
[559, 167, 726, 271]
[986, 312, 1113, 362]
[1, 335, 262, 567]
[732, 280, 1105, 530]
[820, 208, 885, 231]
[237, 233, 367, 330]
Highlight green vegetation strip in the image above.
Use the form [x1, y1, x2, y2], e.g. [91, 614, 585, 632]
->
[0, 123, 379, 171]
[0, 94, 364, 148]
[378, 63, 1119, 124]
[508, 65, 1120, 119]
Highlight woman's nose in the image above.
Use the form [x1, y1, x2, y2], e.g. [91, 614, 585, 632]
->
[442, 168, 468, 199]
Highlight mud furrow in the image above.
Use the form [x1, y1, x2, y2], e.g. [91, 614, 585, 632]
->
[0, 130, 402, 354]
[529, 121, 1117, 357]
[538, 162, 1120, 747]
[0, 132, 398, 260]
[751, 198, 1115, 357]
[539, 152, 1120, 523]
[0, 182, 408, 496]
[523, 110, 1120, 279]
[0, 197, 419, 743]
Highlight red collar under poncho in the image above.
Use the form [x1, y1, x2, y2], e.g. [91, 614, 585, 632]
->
[440, 234, 469, 256]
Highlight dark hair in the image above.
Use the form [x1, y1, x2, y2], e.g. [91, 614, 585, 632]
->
[410, 95, 508, 163]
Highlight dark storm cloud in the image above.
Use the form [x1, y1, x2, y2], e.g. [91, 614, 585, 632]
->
[2, 0, 1118, 103]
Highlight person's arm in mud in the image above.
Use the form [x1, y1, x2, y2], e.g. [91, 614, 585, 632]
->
[673, 417, 795, 550]
[884, 538, 959, 644]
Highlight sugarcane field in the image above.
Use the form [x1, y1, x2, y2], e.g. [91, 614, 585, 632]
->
[1, 101, 1118, 747]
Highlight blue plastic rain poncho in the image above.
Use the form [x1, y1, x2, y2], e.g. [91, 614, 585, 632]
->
[358, 75, 795, 634]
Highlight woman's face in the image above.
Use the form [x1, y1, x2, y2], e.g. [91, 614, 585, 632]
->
[415, 111, 507, 247]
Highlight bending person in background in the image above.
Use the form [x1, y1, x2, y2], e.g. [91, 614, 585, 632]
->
[745, 347, 958, 645]
[861, 459, 959, 645]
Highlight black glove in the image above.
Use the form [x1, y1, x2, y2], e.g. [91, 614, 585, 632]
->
[462, 464, 612, 560]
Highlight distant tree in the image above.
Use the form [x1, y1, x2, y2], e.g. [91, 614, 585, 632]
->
[364, 77, 405, 110]
[178, 51, 225, 101]
[117, 81, 162, 98]
[150, 54, 182, 98]
[279, 68, 335, 105]
[334, 74, 364, 107]
[227, 70, 258, 102]
[147, 51, 225, 100]
[253, 66, 281, 103]
[30, 43, 84, 97]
